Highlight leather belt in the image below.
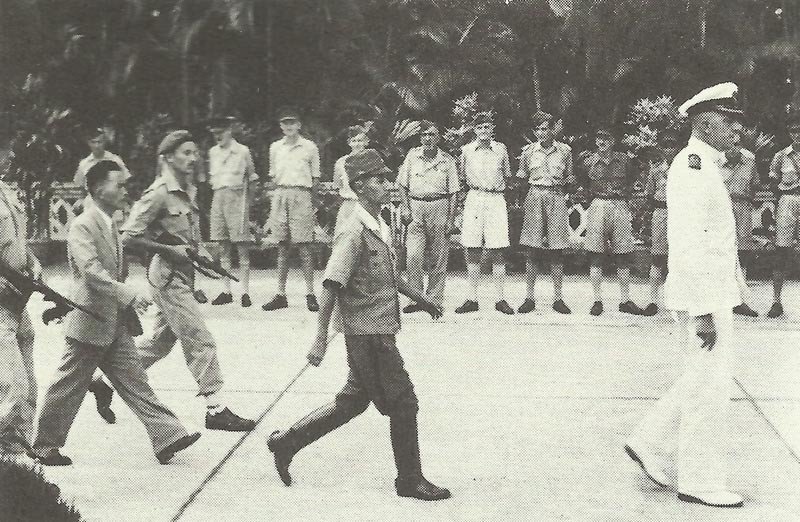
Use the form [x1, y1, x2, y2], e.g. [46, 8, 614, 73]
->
[410, 194, 449, 202]
[276, 185, 312, 192]
[469, 187, 505, 194]
[529, 185, 564, 192]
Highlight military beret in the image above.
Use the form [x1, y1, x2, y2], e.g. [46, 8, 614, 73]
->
[345, 149, 391, 184]
[157, 130, 195, 155]
[472, 111, 494, 126]
[277, 107, 301, 122]
[206, 116, 237, 130]
[679, 82, 743, 118]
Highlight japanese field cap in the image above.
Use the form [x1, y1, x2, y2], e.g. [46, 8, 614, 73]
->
[157, 130, 195, 155]
[206, 115, 237, 130]
[678, 82, 743, 118]
[345, 149, 391, 183]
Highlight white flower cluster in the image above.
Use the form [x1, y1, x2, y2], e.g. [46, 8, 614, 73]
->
[622, 95, 685, 157]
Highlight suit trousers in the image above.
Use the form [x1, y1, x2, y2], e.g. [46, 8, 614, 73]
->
[406, 199, 450, 306]
[631, 309, 733, 493]
[0, 308, 35, 448]
[34, 328, 189, 455]
[138, 266, 224, 396]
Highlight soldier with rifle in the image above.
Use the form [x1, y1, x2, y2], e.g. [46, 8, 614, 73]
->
[117, 130, 256, 432]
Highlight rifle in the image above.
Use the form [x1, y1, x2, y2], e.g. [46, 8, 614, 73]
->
[156, 232, 240, 282]
[0, 259, 106, 324]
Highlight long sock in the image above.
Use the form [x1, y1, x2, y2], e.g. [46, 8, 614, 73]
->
[552, 263, 564, 301]
[240, 248, 251, 295]
[525, 261, 537, 299]
[466, 263, 480, 302]
[205, 392, 225, 414]
[493, 263, 506, 302]
[649, 265, 662, 303]
[277, 247, 289, 295]
[619, 267, 631, 302]
[589, 265, 603, 302]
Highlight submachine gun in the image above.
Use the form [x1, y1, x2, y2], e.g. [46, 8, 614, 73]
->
[155, 232, 240, 283]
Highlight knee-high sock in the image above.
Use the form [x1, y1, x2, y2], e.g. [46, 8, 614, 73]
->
[493, 263, 506, 301]
[466, 263, 480, 301]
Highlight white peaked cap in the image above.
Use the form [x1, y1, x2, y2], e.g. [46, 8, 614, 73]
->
[678, 82, 743, 117]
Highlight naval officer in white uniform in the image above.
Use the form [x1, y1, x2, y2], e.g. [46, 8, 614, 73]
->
[624, 83, 747, 509]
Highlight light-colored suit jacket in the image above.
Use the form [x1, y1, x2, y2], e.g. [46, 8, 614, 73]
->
[65, 206, 137, 347]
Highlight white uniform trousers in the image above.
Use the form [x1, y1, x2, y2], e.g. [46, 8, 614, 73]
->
[631, 308, 733, 493]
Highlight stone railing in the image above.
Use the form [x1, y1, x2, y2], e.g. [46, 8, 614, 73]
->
[48, 182, 779, 247]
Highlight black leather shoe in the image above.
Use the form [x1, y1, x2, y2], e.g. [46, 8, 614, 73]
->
[767, 302, 783, 318]
[306, 294, 320, 312]
[88, 379, 116, 424]
[733, 303, 758, 317]
[262, 295, 288, 311]
[30, 449, 72, 466]
[194, 290, 208, 304]
[267, 430, 294, 486]
[403, 303, 423, 313]
[495, 300, 514, 315]
[619, 301, 644, 315]
[590, 301, 603, 316]
[395, 476, 451, 501]
[552, 299, 571, 314]
[517, 298, 536, 314]
[212, 292, 233, 305]
[241, 294, 252, 307]
[642, 303, 659, 316]
[156, 432, 201, 465]
[455, 300, 478, 314]
[206, 407, 256, 432]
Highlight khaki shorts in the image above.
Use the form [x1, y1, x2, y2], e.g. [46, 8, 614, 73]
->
[460, 190, 510, 249]
[730, 198, 755, 251]
[268, 186, 315, 244]
[210, 187, 251, 243]
[774, 194, 800, 247]
[583, 198, 634, 254]
[650, 207, 668, 256]
[519, 186, 570, 250]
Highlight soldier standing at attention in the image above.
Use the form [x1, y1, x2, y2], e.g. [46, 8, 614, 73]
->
[455, 112, 515, 315]
[262, 108, 321, 312]
[121, 130, 256, 432]
[625, 83, 747, 509]
[267, 150, 451, 501]
[516, 111, 574, 314]
[581, 127, 644, 316]
[721, 144, 759, 317]
[206, 116, 259, 308]
[397, 121, 460, 311]
[766, 113, 800, 318]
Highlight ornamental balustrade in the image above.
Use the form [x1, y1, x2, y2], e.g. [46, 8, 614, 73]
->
[45, 182, 779, 249]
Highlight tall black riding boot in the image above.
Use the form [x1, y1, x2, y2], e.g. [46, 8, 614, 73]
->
[391, 414, 451, 501]
[267, 400, 365, 486]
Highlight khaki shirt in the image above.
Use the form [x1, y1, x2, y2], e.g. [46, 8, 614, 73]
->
[121, 166, 201, 248]
[459, 140, 511, 192]
[583, 151, 633, 199]
[0, 181, 28, 292]
[208, 139, 258, 190]
[269, 136, 320, 188]
[74, 151, 131, 187]
[397, 147, 459, 198]
[721, 148, 758, 200]
[517, 141, 573, 187]
[770, 145, 800, 192]
[323, 204, 400, 335]
[644, 162, 669, 202]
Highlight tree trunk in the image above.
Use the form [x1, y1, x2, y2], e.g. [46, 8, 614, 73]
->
[210, 56, 230, 116]
[181, 53, 190, 125]
[532, 52, 542, 112]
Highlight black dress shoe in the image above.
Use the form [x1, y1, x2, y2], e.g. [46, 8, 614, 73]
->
[262, 295, 288, 311]
[619, 301, 644, 315]
[590, 301, 603, 316]
[267, 430, 294, 486]
[194, 290, 208, 304]
[241, 294, 252, 307]
[767, 302, 783, 318]
[31, 449, 72, 466]
[306, 294, 320, 312]
[156, 432, 201, 464]
[517, 298, 536, 314]
[733, 303, 758, 317]
[212, 292, 233, 305]
[395, 476, 451, 501]
[88, 379, 116, 424]
[206, 407, 256, 432]
[642, 303, 659, 316]
[455, 300, 478, 314]
[403, 303, 423, 313]
[495, 300, 514, 315]
[552, 299, 571, 314]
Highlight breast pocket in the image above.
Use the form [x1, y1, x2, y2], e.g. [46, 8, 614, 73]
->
[162, 204, 191, 236]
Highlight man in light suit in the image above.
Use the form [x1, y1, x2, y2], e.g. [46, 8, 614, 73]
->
[31, 160, 200, 466]
[625, 83, 747, 508]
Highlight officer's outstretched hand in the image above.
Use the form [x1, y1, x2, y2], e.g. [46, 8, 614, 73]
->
[695, 314, 717, 350]
[419, 299, 443, 320]
[307, 334, 328, 367]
